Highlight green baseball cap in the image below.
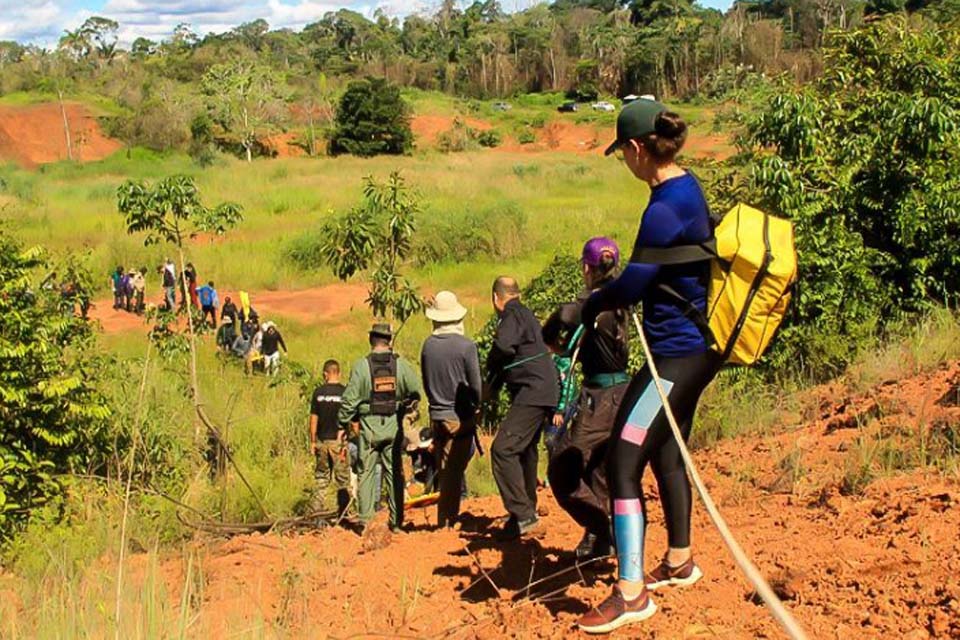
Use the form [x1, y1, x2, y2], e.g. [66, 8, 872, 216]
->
[604, 98, 668, 156]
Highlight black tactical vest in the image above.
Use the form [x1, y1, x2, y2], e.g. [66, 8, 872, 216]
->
[368, 352, 399, 416]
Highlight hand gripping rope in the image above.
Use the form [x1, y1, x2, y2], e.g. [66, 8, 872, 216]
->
[629, 310, 809, 640]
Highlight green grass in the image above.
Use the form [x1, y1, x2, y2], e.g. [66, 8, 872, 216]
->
[1, 146, 646, 302]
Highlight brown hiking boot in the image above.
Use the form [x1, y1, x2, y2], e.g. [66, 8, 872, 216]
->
[645, 556, 703, 591]
[578, 586, 657, 634]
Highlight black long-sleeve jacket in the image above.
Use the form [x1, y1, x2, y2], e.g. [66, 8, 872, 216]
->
[486, 298, 559, 408]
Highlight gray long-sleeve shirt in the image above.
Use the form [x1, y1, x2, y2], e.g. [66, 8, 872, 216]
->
[420, 333, 482, 422]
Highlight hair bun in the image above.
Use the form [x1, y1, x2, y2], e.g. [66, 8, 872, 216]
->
[654, 111, 687, 141]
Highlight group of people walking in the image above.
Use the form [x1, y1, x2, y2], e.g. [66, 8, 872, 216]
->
[307, 99, 720, 634]
[110, 265, 147, 314]
[214, 294, 288, 376]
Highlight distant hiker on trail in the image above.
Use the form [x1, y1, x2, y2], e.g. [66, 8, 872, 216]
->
[216, 316, 236, 352]
[338, 323, 421, 533]
[221, 296, 239, 325]
[230, 325, 252, 359]
[182, 262, 198, 311]
[123, 269, 136, 312]
[485, 276, 559, 541]
[244, 322, 263, 375]
[543, 237, 630, 563]
[420, 290, 482, 529]
[238, 290, 252, 323]
[577, 101, 721, 634]
[198, 281, 219, 328]
[111, 266, 124, 310]
[162, 259, 176, 311]
[260, 321, 287, 376]
[310, 359, 350, 518]
[241, 310, 259, 340]
[132, 267, 146, 314]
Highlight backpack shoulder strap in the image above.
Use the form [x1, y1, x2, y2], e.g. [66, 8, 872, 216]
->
[656, 283, 717, 347]
[631, 239, 717, 265]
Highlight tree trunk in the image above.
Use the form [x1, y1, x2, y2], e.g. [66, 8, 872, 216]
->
[549, 47, 558, 91]
[58, 89, 73, 161]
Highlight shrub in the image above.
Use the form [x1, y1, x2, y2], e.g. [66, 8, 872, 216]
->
[516, 128, 537, 145]
[0, 233, 110, 541]
[436, 118, 478, 153]
[477, 129, 502, 148]
[329, 77, 413, 157]
[413, 202, 528, 266]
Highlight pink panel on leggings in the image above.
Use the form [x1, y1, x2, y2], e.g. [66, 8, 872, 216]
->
[621, 423, 649, 447]
[614, 499, 642, 515]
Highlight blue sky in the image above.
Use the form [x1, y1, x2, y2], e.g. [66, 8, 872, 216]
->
[0, 0, 734, 47]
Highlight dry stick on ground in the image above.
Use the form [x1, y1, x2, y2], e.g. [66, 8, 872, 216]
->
[113, 340, 153, 639]
[462, 542, 503, 600]
[524, 550, 537, 600]
[512, 554, 608, 598]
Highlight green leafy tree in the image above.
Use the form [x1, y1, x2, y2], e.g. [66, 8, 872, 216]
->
[328, 76, 413, 156]
[320, 171, 424, 325]
[0, 232, 110, 539]
[200, 61, 288, 162]
[711, 17, 960, 377]
[116, 178, 267, 516]
[80, 16, 119, 65]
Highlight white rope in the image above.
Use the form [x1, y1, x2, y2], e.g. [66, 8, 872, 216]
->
[629, 311, 809, 640]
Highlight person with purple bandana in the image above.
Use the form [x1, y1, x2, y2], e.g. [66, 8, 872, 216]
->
[577, 99, 722, 634]
[542, 237, 630, 562]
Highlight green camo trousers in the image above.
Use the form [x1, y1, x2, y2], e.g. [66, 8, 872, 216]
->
[315, 439, 351, 515]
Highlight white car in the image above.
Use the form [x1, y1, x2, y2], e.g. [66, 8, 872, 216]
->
[591, 101, 616, 112]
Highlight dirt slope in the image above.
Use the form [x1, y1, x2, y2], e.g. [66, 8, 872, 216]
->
[109, 362, 960, 638]
[0, 102, 121, 167]
[411, 114, 732, 159]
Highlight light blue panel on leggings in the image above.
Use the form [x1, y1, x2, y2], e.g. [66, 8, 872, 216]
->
[621, 378, 674, 447]
[614, 511, 644, 582]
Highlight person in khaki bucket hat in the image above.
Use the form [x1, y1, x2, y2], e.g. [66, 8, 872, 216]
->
[419, 291, 482, 528]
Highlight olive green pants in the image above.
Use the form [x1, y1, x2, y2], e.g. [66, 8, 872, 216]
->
[357, 432, 405, 528]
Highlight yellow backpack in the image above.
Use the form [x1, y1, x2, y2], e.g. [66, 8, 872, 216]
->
[635, 203, 798, 366]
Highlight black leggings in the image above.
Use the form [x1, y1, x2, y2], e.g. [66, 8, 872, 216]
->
[608, 350, 719, 549]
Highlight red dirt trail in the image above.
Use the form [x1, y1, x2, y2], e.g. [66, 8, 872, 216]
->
[0, 102, 121, 167]
[88, 283, 369, 333]
[59, 361, 960, 638]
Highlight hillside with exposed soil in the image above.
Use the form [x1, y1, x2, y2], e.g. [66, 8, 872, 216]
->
[0, 102, 122, 167]
[18, 360, 953, 639]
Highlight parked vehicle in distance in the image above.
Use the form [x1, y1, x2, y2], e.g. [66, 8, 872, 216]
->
[493, 101, 512, 111]
[591, 101, 616, 112]
[557, 101, 578, 113]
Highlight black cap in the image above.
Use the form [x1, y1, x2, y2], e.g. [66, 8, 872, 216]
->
[604, 98, 668, 156]
[369, 322, 393, 339]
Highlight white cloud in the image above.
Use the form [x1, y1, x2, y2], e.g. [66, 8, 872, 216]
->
[0, 0, 82, 43]
[0, 0, 550, 46]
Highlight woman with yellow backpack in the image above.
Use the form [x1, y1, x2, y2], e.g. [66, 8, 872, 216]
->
[576, 100, 796, 635]
[576, 100, 722, 634]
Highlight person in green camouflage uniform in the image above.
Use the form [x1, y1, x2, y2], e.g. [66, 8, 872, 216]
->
[338, 323, 421, 532]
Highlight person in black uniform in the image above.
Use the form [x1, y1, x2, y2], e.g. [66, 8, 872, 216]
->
[486, 276, 559, 540]
[310, 359, 350, 517]
[543, 237, 630, 561]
